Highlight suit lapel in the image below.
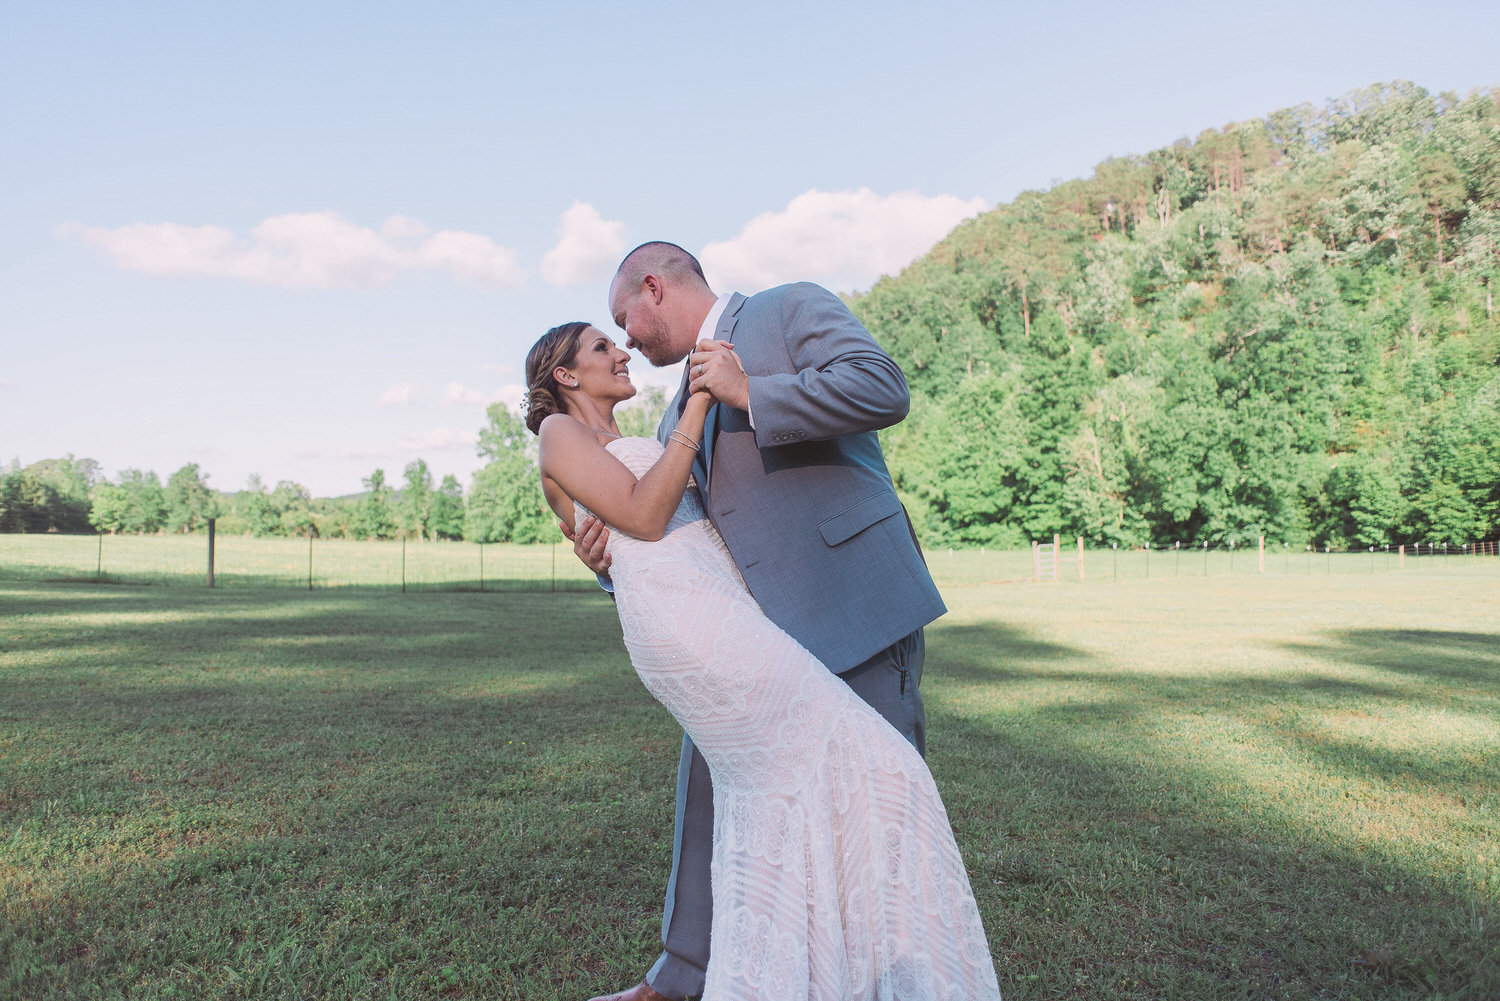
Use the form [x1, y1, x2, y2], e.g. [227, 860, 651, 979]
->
[655, 294, 747, 495]
[699, 294, 746, 496]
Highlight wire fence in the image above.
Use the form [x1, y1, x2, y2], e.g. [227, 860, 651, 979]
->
[0, 532, 1496, 594]
[0, 533, 599, 592]
[1017, 535, 1499, 584]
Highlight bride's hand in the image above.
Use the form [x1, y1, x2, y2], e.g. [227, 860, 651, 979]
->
[688, 340, 747, 410]
[561, 515, 611, 576]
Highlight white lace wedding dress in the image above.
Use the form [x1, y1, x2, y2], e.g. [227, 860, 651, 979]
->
[581, 437, 1002, 1001]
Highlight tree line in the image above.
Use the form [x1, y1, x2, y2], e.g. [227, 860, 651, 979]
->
[0, 388, 666, 544]
[0, 454, 474, 542]
[6, 83, 1497, 550]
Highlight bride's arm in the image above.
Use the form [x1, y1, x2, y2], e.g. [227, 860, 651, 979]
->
[539, 393, 711, 542]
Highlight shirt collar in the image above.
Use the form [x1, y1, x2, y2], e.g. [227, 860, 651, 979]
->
[696, 293, 733, 342]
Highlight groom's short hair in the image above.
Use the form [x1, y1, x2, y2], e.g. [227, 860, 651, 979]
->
[615, 241, 709, 293]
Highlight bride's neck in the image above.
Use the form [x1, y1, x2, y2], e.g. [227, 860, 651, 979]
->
[565, 394, 620, 437]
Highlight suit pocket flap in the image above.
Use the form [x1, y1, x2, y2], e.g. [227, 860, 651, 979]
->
[818, 492, 902, 547]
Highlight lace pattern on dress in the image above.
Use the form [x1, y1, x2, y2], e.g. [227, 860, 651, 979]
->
[577, 436, 1002, 1001]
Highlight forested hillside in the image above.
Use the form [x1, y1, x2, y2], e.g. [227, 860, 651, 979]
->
[854, 81, 1500, 548]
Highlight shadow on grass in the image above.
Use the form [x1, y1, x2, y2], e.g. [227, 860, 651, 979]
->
[3, 583, 1497, 999]
[2, 582, 688, 998]
[938, 708, 1496, 999]
[1279, 628, 1500, 687]
[920, 621, 1498, 999]
[931, 622, 1091, 683]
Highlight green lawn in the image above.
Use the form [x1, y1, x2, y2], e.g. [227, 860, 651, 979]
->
[1, 565, 1497, 999]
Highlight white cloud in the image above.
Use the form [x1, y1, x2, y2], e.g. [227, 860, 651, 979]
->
[540, 201, 626, 286]
[700, 188, 989, 294]
[444, 381, 527, 411]
[416, 230, 522, 286]
[63, 211, 525, 289]
[0, 377, 13, 390]
[443, 382, 482, 405]
[396, 427, 475, 453]
[443, 382, 494, 405]
[378, 382, 425, 407]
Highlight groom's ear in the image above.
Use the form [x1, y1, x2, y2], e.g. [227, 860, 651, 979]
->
[643, 275, 664, 304]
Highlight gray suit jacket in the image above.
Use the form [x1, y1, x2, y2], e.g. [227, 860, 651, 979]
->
[658, 282, 945, 671]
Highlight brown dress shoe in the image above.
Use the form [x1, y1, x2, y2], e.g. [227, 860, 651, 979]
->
[585, 980, 674, 1001]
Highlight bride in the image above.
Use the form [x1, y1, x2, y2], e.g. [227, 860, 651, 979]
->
[525, 320, 1003, 1001]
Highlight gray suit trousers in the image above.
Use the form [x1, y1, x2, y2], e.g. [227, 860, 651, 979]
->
[645, 627, 926, 1000]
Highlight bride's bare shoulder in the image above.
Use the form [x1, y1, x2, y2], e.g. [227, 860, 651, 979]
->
[538, 413, 592, 447]
[539, 412, 579, 434]
[538, 414, 605, 476]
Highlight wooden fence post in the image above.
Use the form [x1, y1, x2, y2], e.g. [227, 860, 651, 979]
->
[1399, 544, 1404, 569]
[1258, 535, 1264, 573]
[1031, 541, 1039, 582]
[206, 518, 216, 588]
[1076, 536, 1085, 581]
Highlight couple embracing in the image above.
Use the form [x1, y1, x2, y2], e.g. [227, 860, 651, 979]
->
[524, 241, 1002, 1001]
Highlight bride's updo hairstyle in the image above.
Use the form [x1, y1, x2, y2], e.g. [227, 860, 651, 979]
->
[523, 321, 592, 434]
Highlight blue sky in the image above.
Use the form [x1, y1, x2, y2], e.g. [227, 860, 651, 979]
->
[4, 1, 1497, 497]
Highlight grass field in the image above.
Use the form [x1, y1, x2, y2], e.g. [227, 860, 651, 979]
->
[1, 561, 1497, 999]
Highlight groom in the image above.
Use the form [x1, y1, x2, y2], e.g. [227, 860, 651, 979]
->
[572, 242, 945, 1001]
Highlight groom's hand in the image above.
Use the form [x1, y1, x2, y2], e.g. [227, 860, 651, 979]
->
[688, 339, 748, 411]
[561, 516, 612, 576]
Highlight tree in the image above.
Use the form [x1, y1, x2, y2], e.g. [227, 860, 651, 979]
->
[91, 470, 167, 534]
[166, 463, 219, 533]
[350, 469, 396, 540]
[465, 404, 558, 543]
[1414, 150, 1465, 266]
[399, 459, 434, 540]
[885, 369, 1035, 547]
[429, 474, 466, 540]
[272, 481, 315, 537]
[1402, 375, 1500, 543]
[88, 482, 130, 534]
[242, 474, 282, 537]
[0, 455, 97, 532]
[1316, 451, 1405, 547]
[0, 462, 20, 532]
